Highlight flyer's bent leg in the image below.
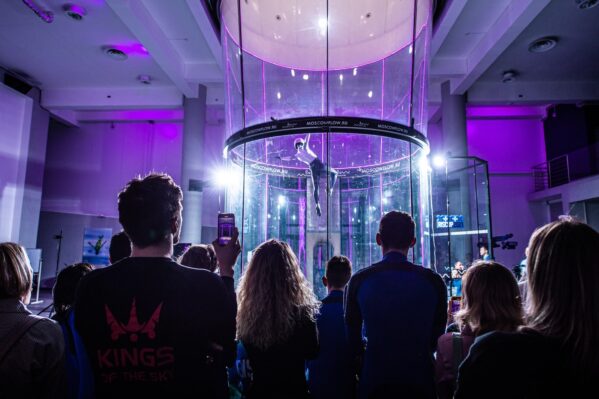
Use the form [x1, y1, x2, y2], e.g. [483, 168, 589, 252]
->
[328, 167, 338, 196]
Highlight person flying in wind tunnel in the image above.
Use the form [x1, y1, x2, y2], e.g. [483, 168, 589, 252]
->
[277, 134, 338, 217]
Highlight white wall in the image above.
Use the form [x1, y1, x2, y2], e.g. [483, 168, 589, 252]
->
[0, 82, 33, 243]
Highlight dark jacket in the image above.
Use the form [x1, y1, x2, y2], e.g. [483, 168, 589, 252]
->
[0, 298, 66, 399]
[435, 325, 475, 399]
[243, 312, 319, 399]
[74, 257, 236, 399]
[345, 252, 447, 399]
[455, 330, 595, 399]
[307, 290, 355, 399]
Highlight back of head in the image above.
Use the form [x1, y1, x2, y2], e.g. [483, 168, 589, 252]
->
[237, 239, 318, 350]
[456, 261, 523, 335]
[53, 263, 94, 316]
[179, 244, 217, 272]
[378, 211, 415, 251]
[0, 243, 32, 300]
[118, 173, 183, 248]
[326, 255, 352, 289]
[109, 231, 131, 263]
[526, 216, 599, 372]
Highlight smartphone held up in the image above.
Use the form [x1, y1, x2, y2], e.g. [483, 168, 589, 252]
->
[218, 213, 235, 246]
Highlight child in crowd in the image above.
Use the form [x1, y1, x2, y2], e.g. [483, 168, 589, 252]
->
[52, 263, 95, 399]
[306, 255, 355, 399]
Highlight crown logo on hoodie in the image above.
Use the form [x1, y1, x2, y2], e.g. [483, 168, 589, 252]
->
[105, 298, 163, 342]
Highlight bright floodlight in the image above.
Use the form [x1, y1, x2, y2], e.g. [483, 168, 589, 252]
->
[432, 154, 446, 168]
[278, 195, 287, 206]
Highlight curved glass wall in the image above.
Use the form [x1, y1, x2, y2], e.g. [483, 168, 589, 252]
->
[220, 0, 433, 295]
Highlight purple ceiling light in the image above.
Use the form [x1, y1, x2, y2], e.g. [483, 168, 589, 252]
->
[22, 0, 54, 23]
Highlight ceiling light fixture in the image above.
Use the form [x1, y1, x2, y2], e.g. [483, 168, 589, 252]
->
[575, 0, 599, 10]
[528, 37, 558, 53]
[63, 3, 87, 21]
[137, 75, 151, 85]
[104, 47, 128, 61]
[23, 0, 54, 23]
[502, 70, 518, 83]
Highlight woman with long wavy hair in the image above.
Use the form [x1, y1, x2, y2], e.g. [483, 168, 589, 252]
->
[236, 239, 319, 398]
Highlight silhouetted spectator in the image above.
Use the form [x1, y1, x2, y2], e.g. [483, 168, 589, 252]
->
[108, 231, 130, 264]
[455, 217, 599, 398]
[74, 173, 239, 398]
[179, 244, 218, 272]
[345, 211, 447, 399]
[307, 255, 355, 399]
[435, 261, 523, 399]
[0, 242, 65, 398]
[236, 240, 319, 399]
[52, 263, 94, 399]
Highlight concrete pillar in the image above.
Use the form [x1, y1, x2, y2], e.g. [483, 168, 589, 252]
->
[440, 81, 475, 267]
[180, 86, 207, 244]
[441, 81, 468, 157]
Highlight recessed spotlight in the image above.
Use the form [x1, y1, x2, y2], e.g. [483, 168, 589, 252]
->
[528, 37, 558, 53]
[575, 0, 599, 9]
[367, 90, 373, 98]
[137, 75, 151, 85]
[302, 74, 309, 80]
[104, 47, 128, 61]
[63, 3, 86, 21]
[502, 70, 518, 83]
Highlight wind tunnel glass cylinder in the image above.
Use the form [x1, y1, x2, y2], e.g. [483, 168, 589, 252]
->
[221, 0, 434, 290]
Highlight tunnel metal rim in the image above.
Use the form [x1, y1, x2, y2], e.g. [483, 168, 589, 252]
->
[223, 116, 430, 158]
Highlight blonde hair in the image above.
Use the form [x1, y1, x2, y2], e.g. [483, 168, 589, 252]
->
[456, 261, 523, 335]
[526, 216, 599, 373]
[0, 243, 33, 299]
[237, 240, 319, 350]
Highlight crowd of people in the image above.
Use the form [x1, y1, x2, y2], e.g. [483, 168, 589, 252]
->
[1, 172, 598, 399]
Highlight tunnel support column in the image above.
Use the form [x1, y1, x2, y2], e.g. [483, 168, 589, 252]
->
[180, 85, 207, 244]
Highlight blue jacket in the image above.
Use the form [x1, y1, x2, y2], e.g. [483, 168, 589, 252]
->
[344, 252, 447, 399]
[306, 290, 354, 399]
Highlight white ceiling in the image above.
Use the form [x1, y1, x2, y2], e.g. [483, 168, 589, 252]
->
[0, 0, 173, 88]
[478, 0, 599, 83]
[0, 0, 597, 121]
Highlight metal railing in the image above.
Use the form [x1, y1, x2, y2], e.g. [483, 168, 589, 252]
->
[533, 155, 571, 192]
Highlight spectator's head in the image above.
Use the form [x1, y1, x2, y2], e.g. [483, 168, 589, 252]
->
[376, 211, 416, 254]
[0, 243, 33, 303]
[237, 239, 318, 350]
[53, 263, 94, 317]
[109, 231, 131, 263]
[526, 216, 599, 371]
[323, 255, 352, 291]
[456, 261, 523, 336]
[479, 244, 489, 257]
[118, 173, 183, 250]
[179, 244, 218, 272]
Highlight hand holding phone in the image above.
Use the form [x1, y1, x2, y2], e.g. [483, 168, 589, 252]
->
[217, 213, 235, 246]
[213, 214, 240, 278]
